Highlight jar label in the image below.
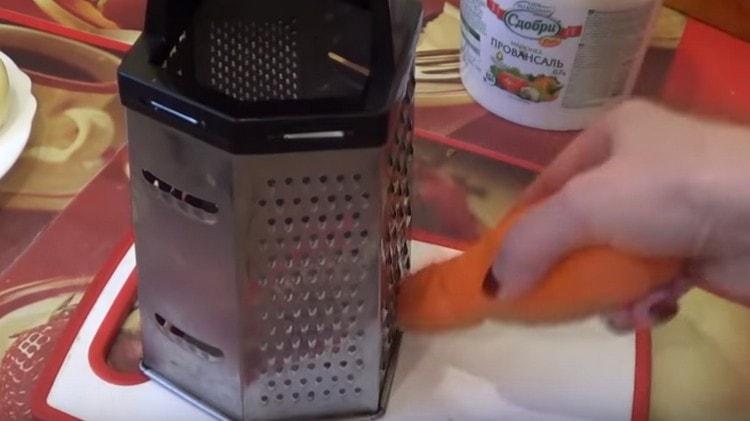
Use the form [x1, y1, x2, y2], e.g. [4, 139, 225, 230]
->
[461, 0, 657, 108]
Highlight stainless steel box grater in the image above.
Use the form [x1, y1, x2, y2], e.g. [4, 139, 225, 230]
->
[117, 0, 422, 419]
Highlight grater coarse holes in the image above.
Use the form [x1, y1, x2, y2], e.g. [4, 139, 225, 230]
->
[247, 74, 414, 414]
[251, 170, 378, 408]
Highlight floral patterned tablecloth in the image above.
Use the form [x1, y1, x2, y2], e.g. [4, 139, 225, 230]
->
[1, 2, 749, 420]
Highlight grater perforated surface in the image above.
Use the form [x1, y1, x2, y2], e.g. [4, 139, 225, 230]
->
[154, 1, 375, 113]
[236, 75, 415, 419]
[380, 74, 415, 375]
[252, 172, 375, 407]
[239, 150, 384, 419]
[207, 18, 300, 102]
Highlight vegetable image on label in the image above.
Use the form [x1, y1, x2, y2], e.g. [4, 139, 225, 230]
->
[488, 61, 563, 103]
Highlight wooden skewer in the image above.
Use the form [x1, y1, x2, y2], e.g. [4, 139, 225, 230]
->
[416, 48, 460, 57]
[327, 52, 370, 77]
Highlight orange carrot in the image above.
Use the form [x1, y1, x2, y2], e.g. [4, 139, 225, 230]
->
[398, 203, 683, 331]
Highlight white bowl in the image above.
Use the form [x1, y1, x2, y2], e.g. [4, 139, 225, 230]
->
[0, 51, 38, 180]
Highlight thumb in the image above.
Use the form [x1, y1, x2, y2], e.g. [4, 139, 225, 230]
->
[490, 190, 593, 300]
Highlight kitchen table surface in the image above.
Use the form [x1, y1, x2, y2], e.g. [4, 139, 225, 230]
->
[1, 2, 749, 420]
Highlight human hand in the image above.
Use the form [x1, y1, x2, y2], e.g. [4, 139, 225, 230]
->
[489, 100, 750, 331]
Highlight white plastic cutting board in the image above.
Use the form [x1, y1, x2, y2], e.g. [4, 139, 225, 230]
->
[40, 241, 639, 421]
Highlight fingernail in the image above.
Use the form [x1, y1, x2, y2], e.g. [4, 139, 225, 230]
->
[482, 271, 501, 297]
[648, 301, 678, 324]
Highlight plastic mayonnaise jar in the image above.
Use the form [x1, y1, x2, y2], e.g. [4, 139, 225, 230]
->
[460, 0, 662, 131]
